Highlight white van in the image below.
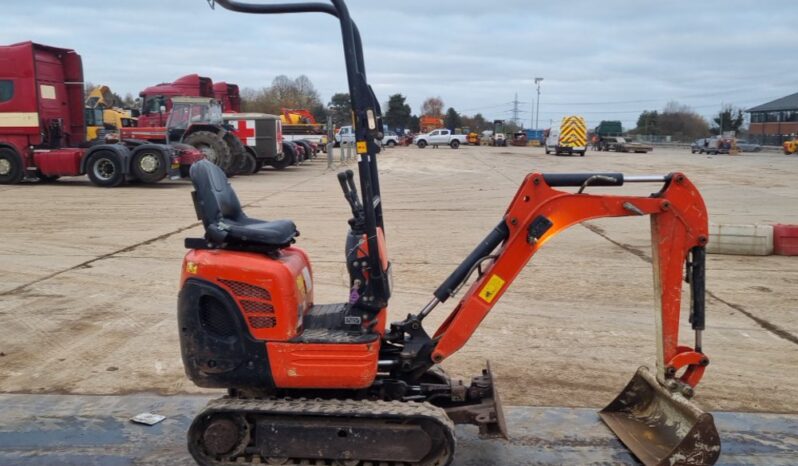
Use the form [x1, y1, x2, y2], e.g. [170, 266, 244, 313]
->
[544, 129, 560, 153]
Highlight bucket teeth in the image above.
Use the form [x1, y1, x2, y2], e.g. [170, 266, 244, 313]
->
[599, 366, 721, 466]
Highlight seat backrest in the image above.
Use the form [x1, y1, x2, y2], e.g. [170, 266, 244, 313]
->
[189, 160, 244, 229]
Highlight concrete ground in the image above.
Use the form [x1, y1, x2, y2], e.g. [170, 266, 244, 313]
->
[0, 145, 797, 459]
[1, 394, 795, 465]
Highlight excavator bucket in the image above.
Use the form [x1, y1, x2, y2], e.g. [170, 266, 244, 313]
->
[600, 367, 720, 466]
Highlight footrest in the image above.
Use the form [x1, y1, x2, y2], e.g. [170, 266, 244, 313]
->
[293, 303, 378, 344]
[303, 303, 348, 330]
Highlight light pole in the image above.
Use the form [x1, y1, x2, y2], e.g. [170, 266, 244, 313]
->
[534, 77, 543, 130]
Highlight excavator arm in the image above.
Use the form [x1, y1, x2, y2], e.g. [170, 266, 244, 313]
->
[394, 171, 719, 465]
[428, 172, 709, 388]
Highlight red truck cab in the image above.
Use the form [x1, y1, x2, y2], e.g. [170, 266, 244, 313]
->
[213, 82, 241, 113]
[0, 42, 102, 183]
[137, 74, 214, 127]
[0, 42, 197, 187]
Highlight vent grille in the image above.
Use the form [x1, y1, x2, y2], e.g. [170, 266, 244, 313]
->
[218, 279, 271, 300]
[198, 296, 236, 337]
[241, 300, 275, 313]
[248, 316, 277, 328]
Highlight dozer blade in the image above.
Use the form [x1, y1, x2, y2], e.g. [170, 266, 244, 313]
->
[600, 366, 721, 466]
[480, 360, 509, 439]
[444, 360, 509, 439]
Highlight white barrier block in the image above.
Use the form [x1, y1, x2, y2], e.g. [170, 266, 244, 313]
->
[707, 224, 773, 256]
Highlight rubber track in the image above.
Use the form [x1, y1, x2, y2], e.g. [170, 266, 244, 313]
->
[189, 397, 456, 466]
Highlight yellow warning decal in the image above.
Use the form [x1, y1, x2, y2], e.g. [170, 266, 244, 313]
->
[478, 274, 506, 303]
[356, 141, 367, 154]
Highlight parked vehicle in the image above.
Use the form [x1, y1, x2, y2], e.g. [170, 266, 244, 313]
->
[593, 121, 623, 151]
[213, 82, 241, 112]
[224, 112, 286, 172]
[594, 120, 623, 137]
[122, 97, 245, 176]
[545, 115, 587, 156]
[281, 108, 328, 151]
[413, 128, 468, 149]
[510, 131, 528, 146]
[785, 138, 798, 155]
[691, 137, 729, 155]
[735, 140, 762, 152]
[0, 41, 199, 187]
[492, 120, 507, 146]
[86, 85, 138, 140]
[597, 136, 652, 153]
[137, 74, 215, 128]
[419, 115, 444, 133]
[335, 125, 355, 146]
[381, 130, 400, 147]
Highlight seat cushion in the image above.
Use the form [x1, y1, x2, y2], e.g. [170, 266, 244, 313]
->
[224, 218, 298, 248]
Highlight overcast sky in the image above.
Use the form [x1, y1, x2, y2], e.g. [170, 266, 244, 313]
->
[2, 1, 795, 129]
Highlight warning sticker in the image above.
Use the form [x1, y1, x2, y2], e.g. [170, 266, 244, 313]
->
[478, 274, 506, 303]
[356, 141, 367, 153]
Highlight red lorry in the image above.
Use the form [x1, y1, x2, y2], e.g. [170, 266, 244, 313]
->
[126, 75, 246, 175]
[213, 81, 241, 112]
[0, 42, 200, 187]
[136, 74, 214, 127]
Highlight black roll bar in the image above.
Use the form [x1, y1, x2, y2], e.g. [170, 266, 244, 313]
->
[209, 0, 390, 304]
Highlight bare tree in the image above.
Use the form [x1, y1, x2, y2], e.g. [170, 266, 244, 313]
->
[240, 75, 324, 116]
[421, 97, 444, 116]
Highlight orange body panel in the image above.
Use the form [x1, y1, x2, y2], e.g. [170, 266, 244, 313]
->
[182, 247, 313, 341]
[267, 341, 379, 389]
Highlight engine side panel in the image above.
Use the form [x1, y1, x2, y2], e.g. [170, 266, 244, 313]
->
[178, 278, 275, 390]
[181, 247, 313, 341]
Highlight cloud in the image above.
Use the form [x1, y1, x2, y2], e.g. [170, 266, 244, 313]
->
[1, 0, 795, 128]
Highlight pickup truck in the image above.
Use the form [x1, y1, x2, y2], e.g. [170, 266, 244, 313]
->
[335, 125, 355, 146]
[381, 130, 400, 147]
[413, 128, 467, 149]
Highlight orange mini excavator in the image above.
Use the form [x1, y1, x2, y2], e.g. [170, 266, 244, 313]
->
[181, 2, 721, 465]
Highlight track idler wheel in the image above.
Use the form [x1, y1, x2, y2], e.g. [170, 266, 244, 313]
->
[599, 366, 720, 466]
[190, 413, 250, 463]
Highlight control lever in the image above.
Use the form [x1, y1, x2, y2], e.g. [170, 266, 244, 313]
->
[338, 170, 363, 219]
[345, 170, 363, 210]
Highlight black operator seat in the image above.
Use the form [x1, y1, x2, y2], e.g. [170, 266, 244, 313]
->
[189, 160, 298, 250]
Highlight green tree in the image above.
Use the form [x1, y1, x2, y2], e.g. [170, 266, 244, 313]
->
[462, 113, 487, 132]
[635, 110, 659, 135]
[408, 115, 420, 133]
[444, 107, 462, 131]
[311, 102, 328, 124]
[711, 105, 745, 135]
[383, 94, 412, 131]
[327, 92, 351, 127]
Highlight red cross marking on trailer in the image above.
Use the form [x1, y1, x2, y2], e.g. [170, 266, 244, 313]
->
[234, 120, 256, 146]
